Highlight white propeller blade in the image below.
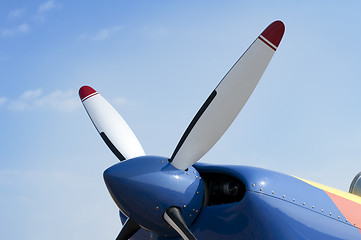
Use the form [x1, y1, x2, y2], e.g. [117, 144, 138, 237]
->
[79, 86, 145, 161]
[170, 21, 285, 170]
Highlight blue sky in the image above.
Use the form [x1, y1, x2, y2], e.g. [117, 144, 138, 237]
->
[1, 1, 361, 239]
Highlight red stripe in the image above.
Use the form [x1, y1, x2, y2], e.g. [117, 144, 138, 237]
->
[79, 86, 97, 101]
[259, 36, 276, 51]
[82, 92, 98, 102]
[260, 20, 285, 48]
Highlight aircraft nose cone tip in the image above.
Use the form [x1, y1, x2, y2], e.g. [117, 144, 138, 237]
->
[79, 85, 97, 101]
[103, 168, 116, 185]
[260, 20, 285, 47]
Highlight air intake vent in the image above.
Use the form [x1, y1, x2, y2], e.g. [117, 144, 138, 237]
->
[201, 173, 246, 206]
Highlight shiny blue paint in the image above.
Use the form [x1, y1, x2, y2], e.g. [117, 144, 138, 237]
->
[117, 162, 361, 239]
[195, 163, 349, 224]
[103, 156, 203, 237]
[193, 164, 361, 239]
[189, 191, 361, 239]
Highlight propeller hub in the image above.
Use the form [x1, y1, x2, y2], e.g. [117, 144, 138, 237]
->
[103, 156, 204, 236]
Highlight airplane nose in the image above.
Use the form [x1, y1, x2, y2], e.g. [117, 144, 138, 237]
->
[103, 165, 118, 190]
[103, 163, 129, 210]
[102, 156, 204, 235]
[103, 163, 121, 185]
[103, 161, 145, 218]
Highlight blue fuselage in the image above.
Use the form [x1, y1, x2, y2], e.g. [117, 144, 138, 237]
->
[110, 157, 361, 239]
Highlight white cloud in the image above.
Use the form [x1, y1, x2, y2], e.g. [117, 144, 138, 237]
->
[20, 89, 42, 100]
[6, 89, 80, 112]
[1, 22, 30, 37]
[2, 29, 13, 37]
[93, 26, 121, 40]
[35, 89, 80, 112]
[2, 88, 128, 113]
[142, 26, 169, 40]
[93, 29, 111, 41]
[79, 26, 122, 41]
[18, 23, 30, 33]
[0, 97, 8, 106]
[38, 0, 61, 12]
[77, 33, 87, 40]
[2, 1, 61, 38]
[7, 8, 25, 20]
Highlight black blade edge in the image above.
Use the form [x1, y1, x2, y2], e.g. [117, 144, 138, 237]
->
[100, 132, 126, 161]
[170, 90, 217, 162]
[116, 218, 140, 240]
[164, 207, 197, 240]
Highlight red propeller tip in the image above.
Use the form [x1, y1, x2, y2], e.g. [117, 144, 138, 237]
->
[79, 85, 98, 101]
[260, 20, 285, 49]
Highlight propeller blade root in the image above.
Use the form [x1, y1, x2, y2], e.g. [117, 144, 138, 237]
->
[163, 207, 197, 240]
[116, 218, 140, 240]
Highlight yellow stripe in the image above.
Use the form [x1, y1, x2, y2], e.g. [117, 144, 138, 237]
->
[297, 177, 361, 205]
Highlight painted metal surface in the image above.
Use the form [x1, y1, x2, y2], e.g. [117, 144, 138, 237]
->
[118, 163, 361, 239]
[170, 21, 285, 171]
[299, 178, 361, 231]
[79, 86, 145, 160]
[103, 156, 204, 237]
[192, 164, 361, 239]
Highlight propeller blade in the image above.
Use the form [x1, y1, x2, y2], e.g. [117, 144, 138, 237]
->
[163, 207, 197, 240]
[116, 218, 140, 240]
[79, 86, 145, 161]
[170, 21, 285, 170]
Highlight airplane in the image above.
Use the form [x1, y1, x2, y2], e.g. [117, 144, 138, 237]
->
[79, 20, 361, 239]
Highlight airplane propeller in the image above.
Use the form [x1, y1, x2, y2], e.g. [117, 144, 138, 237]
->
[79, 85, 145, 161]
[79, 20, 285, 240]
[115, 218, 140, 240]
[163, 207, 197, 240]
